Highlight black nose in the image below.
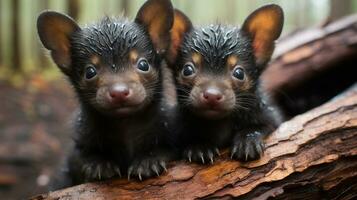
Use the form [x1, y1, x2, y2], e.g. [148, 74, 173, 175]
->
[109, 84, 130, 102]
[202, 88, 224, 105]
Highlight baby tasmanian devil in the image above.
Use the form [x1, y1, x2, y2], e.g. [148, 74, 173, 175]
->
[37, 0, 175, 186]
[167, 5, 284, 163]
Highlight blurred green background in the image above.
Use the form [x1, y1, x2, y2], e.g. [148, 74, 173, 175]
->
[0, 0, 356, 85]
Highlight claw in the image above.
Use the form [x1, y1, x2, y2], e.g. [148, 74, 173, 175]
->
[114, 167, 121, 177]
[248, 143, 256, 160]
[245, 145, 249, 161]
[208, 151, 214, 164]
[256, 143, 263, 157]
[198, 151, 205, 164]
[187, 150, 192, 162]
[238, 141, 244, 154]
[137, 167, 143, 181]
[152, 165, 160, 177]
[215, 148, 220, 156]
[160, 161, 167, 172]
[96, 165, 102, 180]
[259, 143, 265, 155]
[127, 167, 133, 181]
[231, 146, 237, 159]
[209, 156, 213, 164]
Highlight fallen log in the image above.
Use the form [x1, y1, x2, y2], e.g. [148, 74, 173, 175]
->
[31, 83, 357, 199]
[261, 14, 357, 118]
[263, 14, 357, 93]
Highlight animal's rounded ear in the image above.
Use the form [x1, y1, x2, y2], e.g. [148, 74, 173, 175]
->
[135, 0, 174, 56]
[242, 4, 284, 66]
[166, 9, 193, 65]
[37, 11, 80, 74]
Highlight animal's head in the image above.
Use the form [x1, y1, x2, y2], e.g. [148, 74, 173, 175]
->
[37, 0, 174, 116]
[167, 5, 283, 119]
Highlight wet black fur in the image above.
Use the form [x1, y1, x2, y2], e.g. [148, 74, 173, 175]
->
[69, 17, 157, 88]
[172, 25, 283, 163]
[180, 25, 260, 78]
[52, 17, 175, 188]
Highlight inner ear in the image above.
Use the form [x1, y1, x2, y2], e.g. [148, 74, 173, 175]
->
[135, 0, 174, 55]
[242, 4, 284, 66]
[37, 11, 80, 74]
[167, 9, 193, 65]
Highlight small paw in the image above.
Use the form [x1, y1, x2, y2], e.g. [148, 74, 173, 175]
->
[230, 131, 265, 161]
[82, 160, 121, 181]
[127, 157, 167, 181]
[184, 146, 220, 164]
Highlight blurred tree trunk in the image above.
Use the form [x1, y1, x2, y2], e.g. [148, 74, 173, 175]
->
[68, 0, 80, 20]
[0, 1, 2, 66]
[330, 0, 353, 20]
[11, 0, 21, 71]
[38, 0, 49, 69]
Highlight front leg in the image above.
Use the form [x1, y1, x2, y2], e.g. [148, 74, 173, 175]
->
[127, 149, 173, 181]
[81, 157, 122, 181]
[230, 128, 271, 161]
[180, 123, 228, 164]
[68, 149, 122, 182]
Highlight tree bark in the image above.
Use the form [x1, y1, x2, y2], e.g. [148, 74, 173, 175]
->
[30, 84, 357, 199]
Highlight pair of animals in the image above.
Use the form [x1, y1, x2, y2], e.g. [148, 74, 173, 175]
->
[37, 0, 284, 187]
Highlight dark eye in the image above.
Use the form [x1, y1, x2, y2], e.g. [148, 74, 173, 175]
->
[181, 63, 196, 77]
[137, 58, 150, 72]
[85, 65, 97, 79]
[232, 66, 245, 80]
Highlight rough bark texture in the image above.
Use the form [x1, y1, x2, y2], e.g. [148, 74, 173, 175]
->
[30, 84, 357, 200]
